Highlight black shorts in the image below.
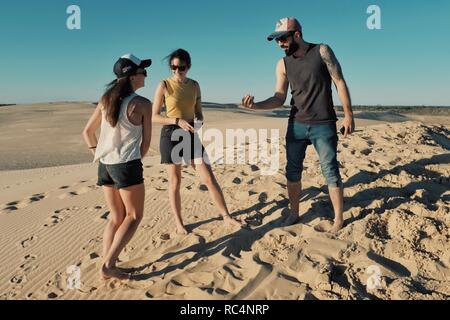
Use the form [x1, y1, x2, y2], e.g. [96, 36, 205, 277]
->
[160, 124, 205, 164]
[97, 159, 144, 189]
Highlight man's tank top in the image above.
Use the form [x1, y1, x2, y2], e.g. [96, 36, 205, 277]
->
[284, 43, 337, 124]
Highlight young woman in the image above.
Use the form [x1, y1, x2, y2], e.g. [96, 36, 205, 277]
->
[152, 49, 244, 235]
[82, 54, 153, 280]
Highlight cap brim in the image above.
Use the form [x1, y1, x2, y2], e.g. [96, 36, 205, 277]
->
[267, 31, 292, 41]
[139, 59, 152, 68]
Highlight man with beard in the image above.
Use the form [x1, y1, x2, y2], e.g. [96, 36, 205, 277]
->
[241, 17, 355, 233]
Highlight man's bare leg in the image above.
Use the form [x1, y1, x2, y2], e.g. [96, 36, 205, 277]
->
[285, 180, 301, 226]
[328, 186, 344, 233]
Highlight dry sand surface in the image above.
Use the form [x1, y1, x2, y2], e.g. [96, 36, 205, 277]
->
[0, 103, 449, 300]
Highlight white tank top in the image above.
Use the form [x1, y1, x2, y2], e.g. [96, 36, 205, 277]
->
[94, 93, 142, 164]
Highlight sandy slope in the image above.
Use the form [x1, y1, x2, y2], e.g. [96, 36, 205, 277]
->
[0, 119, 449, 300]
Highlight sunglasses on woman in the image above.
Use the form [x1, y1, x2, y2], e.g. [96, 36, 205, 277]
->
[170, 65, 187, 71]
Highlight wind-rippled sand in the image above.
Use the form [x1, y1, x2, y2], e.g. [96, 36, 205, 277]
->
[0, 104, 449, 300]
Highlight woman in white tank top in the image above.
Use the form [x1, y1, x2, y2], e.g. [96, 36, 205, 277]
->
[82, 54, 153, 280]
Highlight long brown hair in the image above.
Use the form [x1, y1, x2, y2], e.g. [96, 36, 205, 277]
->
[100, 77, 133, 127]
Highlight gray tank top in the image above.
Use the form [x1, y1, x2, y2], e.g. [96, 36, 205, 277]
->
[284, 43, 337, 124]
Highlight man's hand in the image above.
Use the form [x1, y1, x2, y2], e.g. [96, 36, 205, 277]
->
[241, 94, 256, 110]
[341, 114, 355, 138]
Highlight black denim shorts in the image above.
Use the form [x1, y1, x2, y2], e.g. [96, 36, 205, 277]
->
[97, 159, 144, 189]
[160, 125, 205, 164]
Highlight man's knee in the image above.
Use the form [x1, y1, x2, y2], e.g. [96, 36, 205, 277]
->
[321, 164, 342, 188]
[285, 170, 302, 184]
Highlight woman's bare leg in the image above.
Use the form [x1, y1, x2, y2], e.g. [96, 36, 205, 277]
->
[191, 161, 244, 228]
[167, 164, 188, 234]
[101, 186, 126, 261]
[102, 183, 145, 280]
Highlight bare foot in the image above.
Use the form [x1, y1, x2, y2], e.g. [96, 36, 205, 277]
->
[329, 219, 344, 234]
[101, 264, 130, 280]
[223, 215, 245, 228]
[176, 225, 189, 235]
[283, 213, 300, 226]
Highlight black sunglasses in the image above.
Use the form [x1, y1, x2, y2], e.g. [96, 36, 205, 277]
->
[276, 32, 295, 42]
[135, 70, 148, 77]
[170, 65, 187, 71]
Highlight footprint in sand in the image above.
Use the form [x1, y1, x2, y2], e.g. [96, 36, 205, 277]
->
[19, 254, 38, 273]
[29, 193, 47, 202]
[82, 237, 102, 252]
[232, 177, 242, 184]
[58, 192, 75, 200]
[160, 233, 170, 241]
[58, 185, 98, 199]
[19, 236, 37, 249]
[3, 193, 48, 212]
[313, 220, 334, 233]
[43, 208, 76, 227]
[43, 213, 64, 228]
[99, 211, 110, 220]
[2, 205, 18, 212]
[10, 274, 27, 284]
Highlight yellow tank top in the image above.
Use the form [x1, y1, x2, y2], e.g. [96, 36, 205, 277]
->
[164, 78, 197, 120]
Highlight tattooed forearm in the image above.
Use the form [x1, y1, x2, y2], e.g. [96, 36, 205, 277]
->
[320, 44, 344, 81]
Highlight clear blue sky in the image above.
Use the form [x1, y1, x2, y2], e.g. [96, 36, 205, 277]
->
[0, 0, 449, 105]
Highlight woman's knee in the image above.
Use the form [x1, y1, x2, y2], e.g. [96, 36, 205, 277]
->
[110, 216, 125, 227]
[126, 211, 143, 224]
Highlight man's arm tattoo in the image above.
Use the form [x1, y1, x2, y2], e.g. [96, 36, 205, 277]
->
[320, 44, 344, 81]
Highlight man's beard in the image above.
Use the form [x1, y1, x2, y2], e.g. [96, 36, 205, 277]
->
[284, 41, 299, 56]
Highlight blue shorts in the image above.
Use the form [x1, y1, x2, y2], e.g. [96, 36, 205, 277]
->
[285, 121, 342, 187]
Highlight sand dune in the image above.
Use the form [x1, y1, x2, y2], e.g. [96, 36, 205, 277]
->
[1, 118, 449, 300]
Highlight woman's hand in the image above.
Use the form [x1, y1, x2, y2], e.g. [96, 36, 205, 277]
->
[177, 119, 194, 132]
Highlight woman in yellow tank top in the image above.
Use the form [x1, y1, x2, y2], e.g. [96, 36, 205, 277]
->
[152, 49, 244, 234]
